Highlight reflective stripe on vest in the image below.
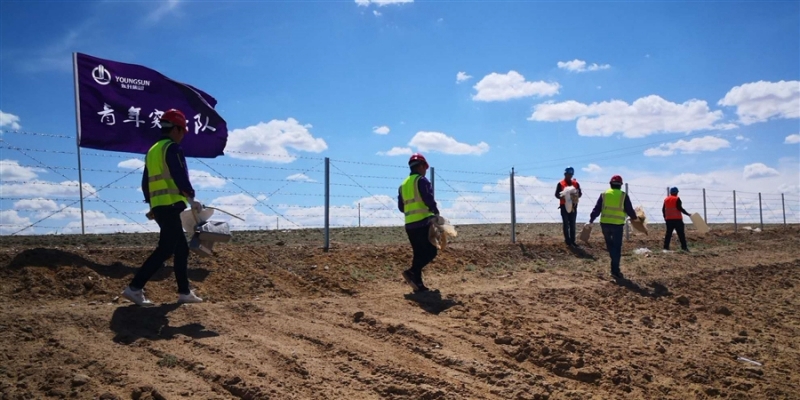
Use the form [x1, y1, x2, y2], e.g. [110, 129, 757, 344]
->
[664, 195, 682, 220]
[600, 189, 627, 225]
[559, 179, 579, 205]
[400, 174, 434, 224]
[145, 138, 188, 209]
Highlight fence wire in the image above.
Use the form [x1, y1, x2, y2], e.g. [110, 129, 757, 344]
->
[1, 129, 799, 235]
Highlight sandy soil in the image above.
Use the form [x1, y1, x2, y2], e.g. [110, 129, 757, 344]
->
[1, 224, 798, 400]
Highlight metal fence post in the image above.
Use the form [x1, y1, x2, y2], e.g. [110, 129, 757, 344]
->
[430, 167, 435, 195]
[759, 192, 763, 231]
[358, 203, 361, 227]
[324, 157, 330, 251]
[625, 183, 630, 241]
[703, 188, 707, 223]
[510, 167, 516, 244]
[782, 193, 786, 226]
[667, 186, 670, 196]
[733, 190, 737, 233]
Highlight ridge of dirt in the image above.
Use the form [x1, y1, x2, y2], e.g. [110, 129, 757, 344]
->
[1, 226, 798, 399]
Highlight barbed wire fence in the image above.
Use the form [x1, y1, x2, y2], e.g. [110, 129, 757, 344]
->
[1, 129, 799, 245]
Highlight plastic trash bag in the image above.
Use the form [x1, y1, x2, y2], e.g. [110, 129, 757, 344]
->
[690, 213, 710, 234]
[180, 203, 235, 257]
[560, 186, 579, 213]
[630, 206, 648, 235]
[579, 223, 592, 244]
[181, 207, 214, 233]
[429, 216, 457, 250]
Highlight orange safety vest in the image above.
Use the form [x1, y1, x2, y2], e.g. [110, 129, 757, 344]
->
[559, 179, 580, 205]
[664, 195, 682, 220]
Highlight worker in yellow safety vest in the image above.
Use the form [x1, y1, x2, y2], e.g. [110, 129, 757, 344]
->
[397, 153, 439, 293]
[121, 109, 203, 306]
[588, 175, 639, 281]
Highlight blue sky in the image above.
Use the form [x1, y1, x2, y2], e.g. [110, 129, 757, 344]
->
[1, 0, 799, 234]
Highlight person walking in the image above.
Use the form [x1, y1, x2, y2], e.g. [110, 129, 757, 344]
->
[588, 175, 639, 281]
[398, 153, 439, 293]
[663, 187, 691, 252]
[121, 109, 203, 306]
[555, 166, 582, 247]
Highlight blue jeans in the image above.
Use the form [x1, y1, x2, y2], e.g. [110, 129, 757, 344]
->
[601, 223, 624, 275]
[560, 206, 577, 245]
[130, 205, 190, 294]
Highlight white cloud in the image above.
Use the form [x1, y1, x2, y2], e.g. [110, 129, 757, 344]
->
[667, 173, 720, 188]
[456, 71, 473, 84]
[376, 147, 412, 156]
[286, 173, 316, 182]
[0, 180, 98, 198]
[409, 131, 489, 155]
[373, 125, 390, 135]
[0, 160, 45, 181]
[743, 163, 780, 180]
[373, 10, 381, 16]
[582, 163, 602, 173]
[483, 175, 546, 192]
[472, 71, 560, 102]
[226, 118, 328, 163]
[785, 134, 800, 144]
[0, 210, 32, 234]
[644, 136, 731, 157]
[0, 110, 21, 130]
[117, 158, 145, 170]
[557, 59, 611, 73]
[355, 0, 413, 6]
[530, 95, 733, 138]
[62, 209, 151, 234]
[13, 198, 59, 212]
[189, 170, 226, 188]
[147, 0, 181, 23]
[718, 80, 800, 125]
[735, 135, 748, 141]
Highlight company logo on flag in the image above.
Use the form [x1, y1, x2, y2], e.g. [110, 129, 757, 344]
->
[74, 52, 227, 158]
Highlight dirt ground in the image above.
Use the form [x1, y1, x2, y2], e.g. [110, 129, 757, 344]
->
[1, 224, 799, 400]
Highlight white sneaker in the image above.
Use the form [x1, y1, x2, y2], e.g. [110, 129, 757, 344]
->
[121, 286, 154, 307]
[178, 290, 203, 304]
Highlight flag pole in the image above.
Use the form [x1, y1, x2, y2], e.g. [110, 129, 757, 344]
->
[72, 53, 86, 235]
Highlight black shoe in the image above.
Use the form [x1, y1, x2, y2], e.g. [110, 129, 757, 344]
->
[402, 270, 420, 292]
[611, 271, 625, 281]
[681, 248, 690, 252]
[414, 284, 430, 293]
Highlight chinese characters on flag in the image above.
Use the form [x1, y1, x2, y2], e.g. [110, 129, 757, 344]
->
[74, 53, 227, 158]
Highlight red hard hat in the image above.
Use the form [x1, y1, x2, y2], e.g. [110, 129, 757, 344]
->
[160, 109, 187, 130]
[408, 153, 428, 168]
[610, 175, 623, 185]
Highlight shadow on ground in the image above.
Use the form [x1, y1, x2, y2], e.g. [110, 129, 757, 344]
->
[404, 290, 463, 314]
[110, 303, 219, 344]
[7, 248, 210, 282]
[614, 278, 672, 298]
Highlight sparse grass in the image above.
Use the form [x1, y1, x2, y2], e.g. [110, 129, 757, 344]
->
[349, 267, 376, 282]
[465, 264, 476, 272]
[157, 354, 178, 368]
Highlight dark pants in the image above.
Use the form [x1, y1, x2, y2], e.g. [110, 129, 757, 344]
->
[406, 224, 438, 285]
[560, 206, 578, 245]
[664, 220, 688, 250]
[130, 206, 190, 294]
[601, 223, 624, 276]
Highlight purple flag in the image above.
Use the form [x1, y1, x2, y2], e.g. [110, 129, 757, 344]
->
[74, 52, 227, 158]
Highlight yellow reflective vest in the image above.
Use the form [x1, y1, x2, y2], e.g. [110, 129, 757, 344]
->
[145, 138, 188, 209]
[400, 174, 434, 224]
[600, 188, 627, 225]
